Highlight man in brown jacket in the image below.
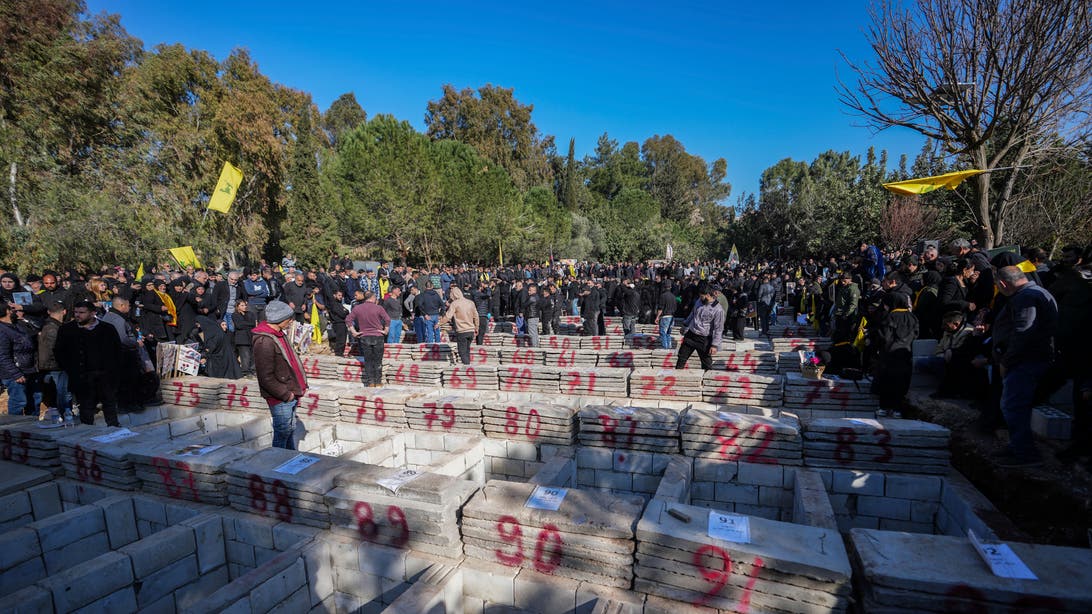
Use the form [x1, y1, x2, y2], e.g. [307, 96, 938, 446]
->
[439, 287, 479, 365]
[252, 300, 308, 449]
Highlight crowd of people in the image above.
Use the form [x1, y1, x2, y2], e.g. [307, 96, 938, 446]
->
[1, 239, 1088, 465]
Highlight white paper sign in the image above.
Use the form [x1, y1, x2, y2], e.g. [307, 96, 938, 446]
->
[90, 428, 138, 443]
[377, 469, 421, 493]
[708, 511, 751, 543]
[969, 530, 1037, 580]
[321, 442, 344, 457]
[525, 486, 568, 511]
[612, 406, 636, 416]
[273, 454, 320, 475]
[174, 444, 224, 457]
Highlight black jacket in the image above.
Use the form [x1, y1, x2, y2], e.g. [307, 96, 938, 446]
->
[0, 320, 37, 378]
[54, 319, 123, 384]
[993, 282, 1058, 368]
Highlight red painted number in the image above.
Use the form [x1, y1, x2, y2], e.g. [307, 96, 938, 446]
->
[225, 383, 250, 408]
[504, 406, 541, 440]
[692, 545, 765, 611]
[1, 431, 29, 463]
[639, 375, 676, 396]
[353, 502, 410, 548]
[74, 445, 103, 483]
[423, 402, 456, 430]
[247, 474, 292, 522]
[494, 515, 564, 574]
[171, 381, 201, 407]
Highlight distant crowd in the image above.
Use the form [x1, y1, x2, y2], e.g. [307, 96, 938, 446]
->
[2, 239, 1088, 463]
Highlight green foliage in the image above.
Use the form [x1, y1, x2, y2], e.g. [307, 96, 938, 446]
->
[322, 92, 367, 147]
[281, 102, 340, 268]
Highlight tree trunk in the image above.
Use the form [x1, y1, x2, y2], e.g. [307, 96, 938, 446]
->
[9, 162, 23, 227]
[972, 152, 994, 248]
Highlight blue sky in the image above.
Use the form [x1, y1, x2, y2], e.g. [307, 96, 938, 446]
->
[87, 0, 925, 201]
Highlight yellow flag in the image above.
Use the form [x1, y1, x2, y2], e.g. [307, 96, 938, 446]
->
[728, 244, 740, 265]
[853, 317, 868, 352]
[168, 246, 202, 269]
[882, 169, 984, 195]
[207, 161, 244, 213]
[310, 301, 323, 345]
[135, 263, 144, 280]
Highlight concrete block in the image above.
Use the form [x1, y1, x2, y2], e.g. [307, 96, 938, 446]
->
[689, 481, 714, 501]
[26, 483, 62, 520]
[301, 539, 334, 607]
[0, 556, 46, 594]
[133, 497, 167, 525]
[832, 470, 884, 496]
[165, 502, 200, 525]
[576, 447, 613, 470]
[0, 492, 32, 524]
[737, 461, 783, 487]
[0, 527, 40, 571]
[40, 551, 134, 613]
[692, 458, 738, 482]
[182, 514, 227, 574]
[251, 557, 307, 613]
[885, 474, 942, 501]
[714, 482, 759, 505]
[175, 565, 231, 610]
[507, 441, 539, 461]
[857, 495, 911, 521]
[576, 468, 595, 486]
[73, 587, 137, 614]
[33, 505, 105, 552]
[358, 542, 408, 580]
[514, 568, 579, 613]
[911, 500, 940, 524]
[121, 524, 196, 578]
[227, 540, 256, 567]
[135, 553, 199, 607]
[405, 449, 432, 466]
[334, 566, 384, 600]
[93, 496, 138, 549]
[633, 474, 662, 494]
[613, 450, 654, 474]
[461, 558, 518, 605]
[44, 532, 110, 575]
[255, 546, 279, 566]
[651, 453, 672, 474]
[0, 585, 52, 614]
[594, 470, 632, 490]
[759, 485, 791, 507]
[482, 438, 508, 457]
[236, 516, 277, 549]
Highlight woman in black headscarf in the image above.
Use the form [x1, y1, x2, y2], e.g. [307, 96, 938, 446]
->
[192, 315, 240, 379]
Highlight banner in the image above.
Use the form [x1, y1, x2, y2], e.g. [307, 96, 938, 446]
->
[207, 161, 244, 213]
[728, 244, 740, 266]
[882, 169, 984, 195]
[168, 246, 202, 269]
[135, 263, 144, 280]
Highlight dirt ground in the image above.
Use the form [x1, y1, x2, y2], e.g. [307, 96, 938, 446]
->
[906, 389, 1092, 547]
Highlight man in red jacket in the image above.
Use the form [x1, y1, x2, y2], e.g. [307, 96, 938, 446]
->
[252, 300, 308, 449]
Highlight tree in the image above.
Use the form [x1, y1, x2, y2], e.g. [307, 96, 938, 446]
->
[322, 92, 366, 147]
[281, 100, 340, 268]
[880, 196, 944, 250]
[839, 0, 1092, 247]
[424, 84, 555, 191]
[559, 138, 579, 210]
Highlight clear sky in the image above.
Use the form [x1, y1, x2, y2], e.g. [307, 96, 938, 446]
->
[86, 0, 926, 201]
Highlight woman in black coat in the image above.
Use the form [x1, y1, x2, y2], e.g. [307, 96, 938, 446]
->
[193, 316, 240, 379]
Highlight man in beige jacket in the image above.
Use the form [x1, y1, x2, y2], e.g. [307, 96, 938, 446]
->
[439, 287, 479, 364]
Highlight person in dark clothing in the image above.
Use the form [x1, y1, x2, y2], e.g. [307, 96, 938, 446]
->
[327, 290, 350, 355]
[347, 292, 391, 386]
[415, 282, 443, 343]
[100, 297, 143, 412]
[655, 283, 677, 349]
[939, 258, 976, 316]
[38, 302, 70, 415]
[726, 287, 749, 341]
[232, 301, 257, 375]
[54, 300, 123, 426]
[992, 265, 1058, 466]
[193, 315, 240, 379]
[472, 283, 492, 345]
[540, 285, 558, 336]
[619, 280, 640, 338]
[169, 277, 197, 342]
[281, 275, 310, 323]
[0, 303, 40, 416]
[1049, 247, 1092, 464]
[873, 292, 919, 416]
[913, 271, 943, 340]
[580, 283, 603, 336]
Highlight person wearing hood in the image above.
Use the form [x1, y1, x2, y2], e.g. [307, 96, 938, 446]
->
[252, 301, 308, 449]
[193, 315, 240, 380]
[439, 286, 479, 365]
[138, 277, 172, 345]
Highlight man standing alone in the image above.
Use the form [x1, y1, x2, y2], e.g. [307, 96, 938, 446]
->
[346, 291, 390, 387]
[54, 300, 122, 426]
[676, 285, 725, 371]
[992, 266, 1058, 467]
[252, 301, 308, 449]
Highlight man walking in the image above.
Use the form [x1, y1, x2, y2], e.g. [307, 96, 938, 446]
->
[993, 265, 1058, 467]
[676, 285, 725, 371]
[655, 282, 677, 349]
[346, 292, 390, 387]
[252, 301, 308, 449]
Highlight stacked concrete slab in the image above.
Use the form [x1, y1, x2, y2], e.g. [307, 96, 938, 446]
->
[443, 365, 499, 391]
[702, 371, 783, 405]
[216, 379, 265, 411]
[483, 401, 578, 446]
[412, 343, 456, 363]
[461, 480, 643, 588]
[337, 387, 418, 429]
[601, 349, 654, 368]
[802, 418, 950, 474]
[132, 439, 259, 505]
[578, 406, 681, 453]
[542, 348, 596, 368]
[680, 408, 803, 465]
[56, 424, 169, 490]
[405, 392, 486, 435]
[500, 365, 560, 393]
[783, 372, 875, 416]
[225, 448, 350, 528]
[386, 361, 444, 386]
[560, 367, 629, 397]
[164, 377, 222, 411]
[850, 528, 1092, 613]
[630, 368, 704, 403]
[635, 498, 852, 613]
[499, 347, 543, 366]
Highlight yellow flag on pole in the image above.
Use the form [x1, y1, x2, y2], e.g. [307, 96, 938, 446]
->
[168, 246, 202, 269]
[207, 161, 244, 213]
[728, 244, 740, 266]
[135, 263, 144, 280]
[882, 169, 985, 195]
